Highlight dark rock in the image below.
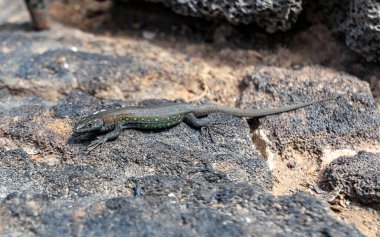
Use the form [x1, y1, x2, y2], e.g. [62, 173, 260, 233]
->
[346, 0, 380, 62]
[0, 2, 374, 235]
[131, 0, 303, 33]
[306, 0, 380, 62]
[53, 91, 102, 119]
[0, 29, 200, 101]
[0, 179, 365, 237]
[239, 66, 380, 157]
[0, 91, 273, 195]
[0, 90, 365, 236]
[322, 151, 380, 205]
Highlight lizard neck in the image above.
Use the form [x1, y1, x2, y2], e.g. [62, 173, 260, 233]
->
[100, 115, 116, 133]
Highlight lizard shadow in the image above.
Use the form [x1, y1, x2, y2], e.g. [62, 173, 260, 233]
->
[67, 126, 180, 147]
[68, 131, 98, 146]
[0, 22, 36, 32]
[247, 118, 261, 131]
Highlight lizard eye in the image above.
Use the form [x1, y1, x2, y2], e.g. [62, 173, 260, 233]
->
[87, 123, 93, 127]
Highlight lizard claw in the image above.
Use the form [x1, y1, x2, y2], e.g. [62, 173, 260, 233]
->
[201, 126, 217, 143]
[85, 127, 121, 152]
[87, 137, 106, 151]
[200, 121, 232, 143]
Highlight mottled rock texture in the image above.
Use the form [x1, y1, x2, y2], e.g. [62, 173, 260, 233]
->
[306, 0, 380, 62]
[323, 151, 380, 205]
[0, 1, 376, 236]
[346, 0, 380, 62]
[0, 91, 365, 236]
[239, 66, 380, 157]
[0, 171, 365, 237]
[0, 39, 368, 236]
[137, 0, 303, 33]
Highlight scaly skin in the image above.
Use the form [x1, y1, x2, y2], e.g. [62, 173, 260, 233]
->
[73, 97, 338, 150]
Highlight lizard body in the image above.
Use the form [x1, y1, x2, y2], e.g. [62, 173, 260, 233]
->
[73, 97, 337, 150]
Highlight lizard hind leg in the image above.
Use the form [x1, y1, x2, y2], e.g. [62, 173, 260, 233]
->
[184, 113, 227, 143]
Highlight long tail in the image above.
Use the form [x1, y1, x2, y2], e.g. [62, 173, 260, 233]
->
[193, 96, 339, 117]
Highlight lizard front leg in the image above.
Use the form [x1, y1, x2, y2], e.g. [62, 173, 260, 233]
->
[87, 125, 122, 151]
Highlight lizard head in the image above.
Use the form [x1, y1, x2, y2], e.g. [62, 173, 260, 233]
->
[73, 116, 105, 133]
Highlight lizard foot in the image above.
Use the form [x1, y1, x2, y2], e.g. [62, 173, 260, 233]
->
[201, 126, 216, 143]
[200, 122, 225, 143]
[87, 137, 107, 151]
[200, 121, 235, 143]
[85, 127, 122, 152]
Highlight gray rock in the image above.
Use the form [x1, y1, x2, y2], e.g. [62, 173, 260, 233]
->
[0, 29, 197, 101]
[0, 176, 365, 237]
[0, 3, 372, 235]
[137, 0, 303, 33]
[0, 91, 273, 196]
[346, 0, 380, 62]
[0, 89, 365, 236]
[239, 66, 380, 157]
[322, 151, 380, 205]
[306, 0, 380, 62]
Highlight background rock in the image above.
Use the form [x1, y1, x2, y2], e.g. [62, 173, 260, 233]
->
[239, 66, 380, 159]
[322, 151, 380, 205]
[306, 0, 380, 62]
[346, 0, 380, 62]
[139, 0, 303, 33]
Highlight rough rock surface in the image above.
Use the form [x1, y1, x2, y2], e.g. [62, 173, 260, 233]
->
[0, 91, 365, 236]
[0, 1, 376, 236]
[134, 0, 303, 33]
[346, 0, 380, 62]
[0, 30, 200, 101]
[0, 177, 364, 237]
[306, 0, 380, 62]
[239, 66, 380, 158]
[323, 151, 380, 205]
[0, 91, 272, 190]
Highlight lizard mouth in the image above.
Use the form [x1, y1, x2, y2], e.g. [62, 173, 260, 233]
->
[72, 123, 87, 133]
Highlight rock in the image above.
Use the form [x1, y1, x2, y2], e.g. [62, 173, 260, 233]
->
[124, 0, 303, 33]
[306, 0, 380, 62]
[0, 29, 200, 101]
[239, 66, 380, 160]
[0, 178, 365, 236]
[346, 0, 380, 62]
[322, 151, 380, 205]
[0, 1, 373, 235]
[2, 91, 364, 235]
[0, 80, 366, 236]
[142, 30, 157, 39]
[0, 91, 273, 195]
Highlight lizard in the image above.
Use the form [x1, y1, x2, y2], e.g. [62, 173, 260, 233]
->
[73, 96, 338, 150]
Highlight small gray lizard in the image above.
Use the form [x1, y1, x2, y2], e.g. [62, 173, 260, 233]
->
[73, 97, 338, 150]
